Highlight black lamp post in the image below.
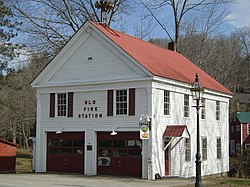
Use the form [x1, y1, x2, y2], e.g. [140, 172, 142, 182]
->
[190, 73, 204, 187]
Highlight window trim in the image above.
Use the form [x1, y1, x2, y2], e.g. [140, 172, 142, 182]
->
[164, 90, 170, 116]
[185, 138, 191, 162]
[202, 137, 207, 161]
[201, 99, 206, 120]
[216, 101, 220, 121]
[56, 93, 68, 117]
[184, 94, 190, 118]
[216, 137, 221, 159]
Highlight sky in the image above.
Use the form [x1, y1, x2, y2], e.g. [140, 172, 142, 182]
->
[123, 0, 250, 39]
[228, 0, 250, 29]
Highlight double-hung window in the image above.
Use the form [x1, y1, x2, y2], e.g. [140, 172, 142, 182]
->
[184, 94, 189, 117]
[57, 93, 67, 116]
[216, 101, 220, 121]
[116, 90, 128, 115]
[202, 137, 207, 160]
[217, 137, 221, 159]
[201, 99, 206, 119]
[107, 89, 135, 117]
[164, 90, 170, 115]
[50, 92, 73, 118]
[185, 138, 191, 162]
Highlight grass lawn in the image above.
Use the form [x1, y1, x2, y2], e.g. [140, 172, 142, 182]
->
[199, 176, 250, 187]
[16, 149, 32, 173]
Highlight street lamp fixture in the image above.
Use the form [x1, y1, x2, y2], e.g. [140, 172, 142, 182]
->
[139, 114, 151, 130]
[190, 73, 204, 187]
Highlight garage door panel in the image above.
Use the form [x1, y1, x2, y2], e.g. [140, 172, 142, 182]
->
[47, 132, 84, 174]
[97, 132, 142, 177]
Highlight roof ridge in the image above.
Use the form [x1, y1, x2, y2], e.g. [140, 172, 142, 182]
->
[88, 20, 233, 96]
[89, 20, 177, 54]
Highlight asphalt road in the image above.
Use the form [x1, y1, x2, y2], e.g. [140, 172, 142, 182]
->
[0, 173, 195, 187]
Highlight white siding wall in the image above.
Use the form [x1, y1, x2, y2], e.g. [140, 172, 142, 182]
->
[151, 81, 230, 178]
[43, 35, 145, 85]
[35, 82, 150, 175]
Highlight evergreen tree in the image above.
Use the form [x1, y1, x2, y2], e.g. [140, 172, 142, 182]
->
[0, 0, 20, 75]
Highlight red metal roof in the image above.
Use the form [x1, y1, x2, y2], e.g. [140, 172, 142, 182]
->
[163, 125, 187, 137]
[89, 21, 233, 95]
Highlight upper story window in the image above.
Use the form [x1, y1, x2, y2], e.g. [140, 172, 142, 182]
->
[236, 125, 240, 132]
[49, 92, 73, 118]
[185, 138, 191, 162]
[164, 90, 170, 115]
[107, 89, 135, 117]
[202, 137, 207, 160]
[184, 94, 189, 117]
[115, 90, 128, 115]
[201, 99, 206, 119]
[216, 101, 220, 121]
[248, 124, 250, 135]
[57, 93, 67, 116]
[217, 137, 221, 159]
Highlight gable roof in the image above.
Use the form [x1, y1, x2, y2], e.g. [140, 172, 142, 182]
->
[89, 21, 233, 95]
[163, 125, 190, 138]
[0, 138, 17, 147]
[236, 112, 250, 123]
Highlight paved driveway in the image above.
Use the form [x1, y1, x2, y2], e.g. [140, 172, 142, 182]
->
[0, 173, 194, 187]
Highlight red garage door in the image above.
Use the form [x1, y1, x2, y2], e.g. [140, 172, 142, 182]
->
[97, 132, 142, 177]
[47, 132, 84, 174]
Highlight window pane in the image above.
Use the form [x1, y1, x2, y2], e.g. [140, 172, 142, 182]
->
[202, 137, 207, 160]
[217, 138, 221, 159]
[57, 93, 67, 116]
[185, 138, 191, 161]
[113, 149, 127, 157]
[116, 90, 128, 115]
[99, 140, 112, 147]
[61, 140, 72, 147]
[201, 99, 206, 119]
[61, 148, 72, 155]
[184, 94, 189, 117]
[127, 140, 142, 148]
[49, 148, 60, 155]
[164, 90, 170, 115]
[113, 140, 125, 148]
[73, 148, 83, 155]
[48, 139, 61, 146]
[216, 101, 220, 120]
[128, 150, 141, 157]
[98, 149, 111, 157]
[73, 140, 84, 147]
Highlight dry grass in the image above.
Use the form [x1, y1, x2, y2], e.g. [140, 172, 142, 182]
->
[16, 149, 32, 173]
[16, 157, 32, 173]
[201, 176, 250, 187]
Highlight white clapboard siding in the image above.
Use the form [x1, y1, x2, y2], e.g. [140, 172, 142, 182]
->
[150, 82, 230, 178]
[48, 36, 145, 84]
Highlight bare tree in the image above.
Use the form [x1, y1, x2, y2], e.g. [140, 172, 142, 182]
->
[10, 0, 133, 54]
[233, 27, 250, 93]
[138, 0, 232, 51]
[133, 11, 155, 40]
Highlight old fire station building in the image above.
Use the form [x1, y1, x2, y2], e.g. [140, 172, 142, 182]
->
[31, 20, 233, 179]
